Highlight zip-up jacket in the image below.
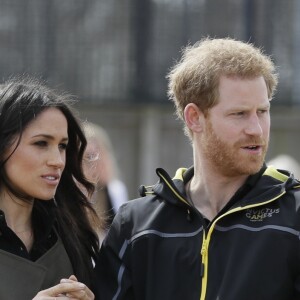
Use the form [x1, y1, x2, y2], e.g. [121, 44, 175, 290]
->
[95, 165, 300, 300]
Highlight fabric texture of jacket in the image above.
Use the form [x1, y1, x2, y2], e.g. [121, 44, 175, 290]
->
[0, 202, 74, 299]
[95, 165, 300, 300]
[0, 234, 74, 300]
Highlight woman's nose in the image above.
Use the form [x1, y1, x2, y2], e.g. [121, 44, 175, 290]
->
[47, 149, 65, 168]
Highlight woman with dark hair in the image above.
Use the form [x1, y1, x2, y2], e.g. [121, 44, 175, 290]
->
[0, 77, 99, 299]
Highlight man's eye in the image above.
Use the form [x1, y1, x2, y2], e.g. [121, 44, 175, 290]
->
[258, 109, 268, 114]
[232, 111, 244, 116]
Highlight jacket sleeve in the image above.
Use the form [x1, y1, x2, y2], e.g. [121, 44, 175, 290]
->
[94, 204, 134, 300]
[294, 189, 300, 297]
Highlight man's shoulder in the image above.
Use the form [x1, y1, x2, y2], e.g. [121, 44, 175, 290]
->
[292, 186, 300, 211]
[120, 194, 163, 218]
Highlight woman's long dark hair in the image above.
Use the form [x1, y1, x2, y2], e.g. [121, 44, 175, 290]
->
[0, 76, 99, 287]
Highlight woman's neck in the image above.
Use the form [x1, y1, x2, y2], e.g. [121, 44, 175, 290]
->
[0, 190, 34, 240]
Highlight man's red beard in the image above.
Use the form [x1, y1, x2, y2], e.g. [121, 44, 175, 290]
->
[201, 119, 268, 177]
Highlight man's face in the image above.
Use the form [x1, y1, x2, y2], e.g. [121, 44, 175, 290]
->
[201, 75, 270, 177]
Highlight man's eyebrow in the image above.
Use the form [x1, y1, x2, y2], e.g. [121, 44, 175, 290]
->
[260, 103, 271, 109]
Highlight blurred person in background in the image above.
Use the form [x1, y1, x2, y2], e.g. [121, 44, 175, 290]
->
[95, 38, 300, 300]
[268, 154, 300, 179]
[0, 77, 99, 300]
[83, 122, 128, 243]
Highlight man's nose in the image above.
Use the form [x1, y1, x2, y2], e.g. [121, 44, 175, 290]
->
[244, 114, 263, 136]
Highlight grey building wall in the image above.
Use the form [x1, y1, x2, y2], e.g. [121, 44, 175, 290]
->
[79, 104, 300, 198]
[0, 0, 300, 197]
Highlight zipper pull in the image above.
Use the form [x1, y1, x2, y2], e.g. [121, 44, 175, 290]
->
[201, 240, 207, 256]
[200, 240, 207, 277]
[187, 209, 192, 221]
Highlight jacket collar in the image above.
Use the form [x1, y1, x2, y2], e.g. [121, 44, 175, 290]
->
[149, 164, 300, 209]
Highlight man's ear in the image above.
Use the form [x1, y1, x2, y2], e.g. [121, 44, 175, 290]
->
[184, 103, 205, 133]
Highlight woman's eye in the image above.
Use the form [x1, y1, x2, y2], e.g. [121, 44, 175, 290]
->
[59, 143, 68, 150]
[34, 141, 47, 147]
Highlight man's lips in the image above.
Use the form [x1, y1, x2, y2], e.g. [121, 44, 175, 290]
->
[242, 145, 262, 150]
[240, 144, 265, 155]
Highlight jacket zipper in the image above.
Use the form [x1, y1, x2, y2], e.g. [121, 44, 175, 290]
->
[157, 169, 289, 299]
[199, 190, 286, 300]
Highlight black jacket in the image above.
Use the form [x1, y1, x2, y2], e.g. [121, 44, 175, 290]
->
[95, 166, 300, 300]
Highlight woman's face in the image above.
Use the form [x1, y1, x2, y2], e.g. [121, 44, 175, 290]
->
[4, 107, 68, 201]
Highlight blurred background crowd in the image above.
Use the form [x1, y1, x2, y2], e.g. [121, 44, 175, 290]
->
[0, 0, 300, 198]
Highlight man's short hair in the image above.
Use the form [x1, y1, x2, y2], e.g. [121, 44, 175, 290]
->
[167, 37, 278, 135]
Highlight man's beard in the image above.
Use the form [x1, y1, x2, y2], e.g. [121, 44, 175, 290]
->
[201, 119, 268, 177]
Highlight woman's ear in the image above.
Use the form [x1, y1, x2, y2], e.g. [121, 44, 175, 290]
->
[184, 103, 204, 133]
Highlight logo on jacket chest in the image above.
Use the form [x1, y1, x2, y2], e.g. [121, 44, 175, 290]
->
[245, 207, 280, 222]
